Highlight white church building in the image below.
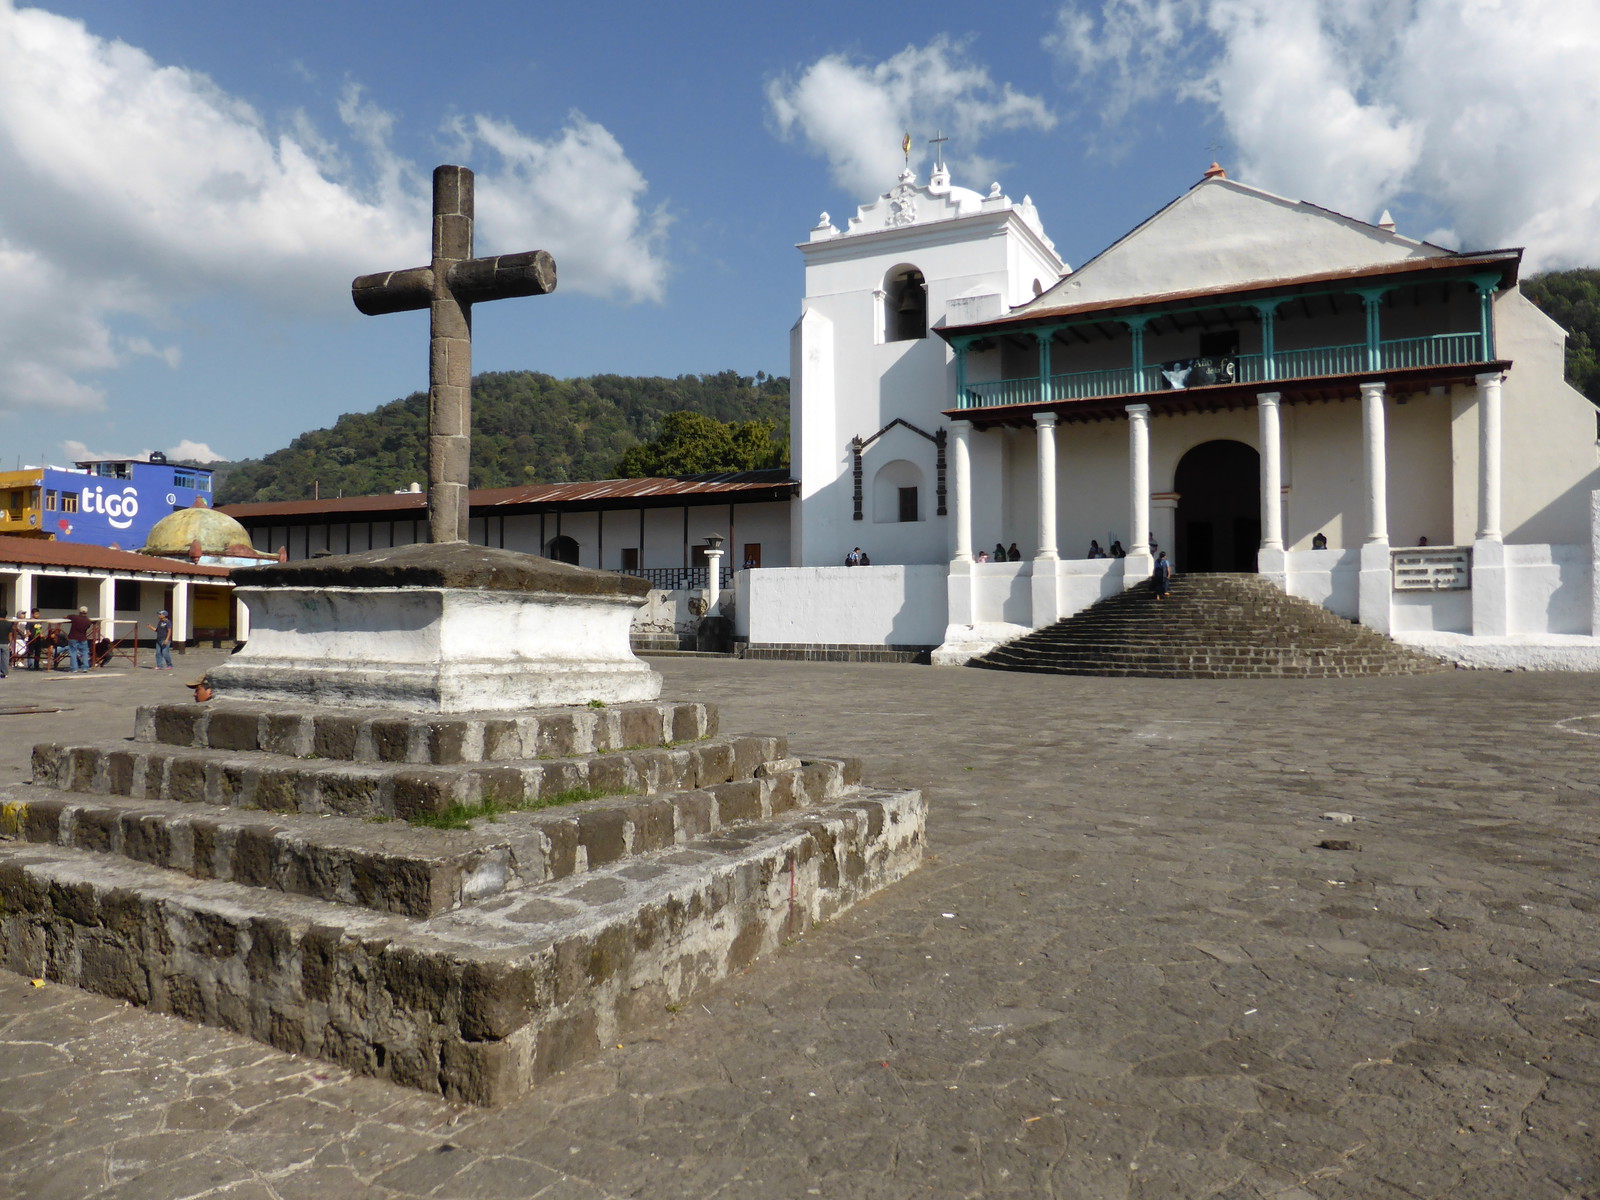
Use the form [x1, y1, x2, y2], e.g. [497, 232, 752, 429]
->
[739, 162, 1600, 669]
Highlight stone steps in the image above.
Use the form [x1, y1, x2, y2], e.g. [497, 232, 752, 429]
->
[974, 573, 1444, 679]
[0, 784, 922, 1105]
[136, 699, 714, 765]
[0, 695, 924, 1105]
[30, 733, 788, 821]
[1, 757, 856, 918]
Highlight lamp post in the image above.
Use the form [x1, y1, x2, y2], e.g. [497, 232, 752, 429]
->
[703, 533, 725, 613]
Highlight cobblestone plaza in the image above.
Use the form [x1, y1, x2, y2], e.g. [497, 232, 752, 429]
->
[1, 653, 1596, 1198]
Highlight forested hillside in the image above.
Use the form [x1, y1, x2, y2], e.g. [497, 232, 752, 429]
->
[1523, 269, 1600, 406]
[216, 370, 788, 504]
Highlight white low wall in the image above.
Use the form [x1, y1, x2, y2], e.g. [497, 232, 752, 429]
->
[744, 564, 948, 645]
[1283, 548, 1359, 619]
[1506, 543, 1590, 635]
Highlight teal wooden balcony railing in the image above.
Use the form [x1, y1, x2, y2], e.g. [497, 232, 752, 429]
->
[957, 332, 1488, 409]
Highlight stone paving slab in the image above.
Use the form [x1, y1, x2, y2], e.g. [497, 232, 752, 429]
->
[1, 653, 1599, 1196]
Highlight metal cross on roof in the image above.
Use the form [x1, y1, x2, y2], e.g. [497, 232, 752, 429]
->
[929, 130, 948, 170]
[352, 165, 557, 544]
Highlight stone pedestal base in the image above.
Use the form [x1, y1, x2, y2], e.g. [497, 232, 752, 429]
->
[211, 544, 660, 713]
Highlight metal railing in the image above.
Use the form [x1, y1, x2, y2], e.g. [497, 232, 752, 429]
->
[619, 565, 731, 591]
[958, 332, 1487, 409]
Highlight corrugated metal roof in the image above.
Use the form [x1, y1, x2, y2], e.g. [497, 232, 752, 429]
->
[0, 536, 231, 578]
[222, 470, 797, 520]
[943, 250, 1522, 338]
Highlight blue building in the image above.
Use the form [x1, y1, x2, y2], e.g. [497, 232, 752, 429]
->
[0, 455, 215, 552]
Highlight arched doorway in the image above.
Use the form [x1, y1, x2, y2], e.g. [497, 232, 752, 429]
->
[1173, 440, 1260, 572]
[546, 535, 579, 564]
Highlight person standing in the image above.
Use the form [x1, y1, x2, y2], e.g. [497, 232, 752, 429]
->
[148, 609, 173, 670]
[27, 609, 44, 670]
[1152, 551, 1173, 600]
[66, 606, 93, 672]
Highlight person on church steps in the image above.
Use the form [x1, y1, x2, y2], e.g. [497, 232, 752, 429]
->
[1007, 543, 1022, 561]
[1152, 550, 1173, 600]
[845, 547, 861, 566]
[1110, 540, 1127, 558]
[1088, 540, 1107, 559]
[859, 550, 871, 565]
[994, 542, 1007, 564]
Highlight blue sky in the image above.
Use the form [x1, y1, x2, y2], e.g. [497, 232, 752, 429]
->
[1, 0, 1596, 469]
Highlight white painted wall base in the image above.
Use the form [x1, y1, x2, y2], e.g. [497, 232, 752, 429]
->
[1395, 632, 1600, 671]
[215, 585, 661, 712]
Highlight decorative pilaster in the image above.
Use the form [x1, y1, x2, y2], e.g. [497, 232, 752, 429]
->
[1476, 372, 1504, 541]
[1034, 412, 1059, 561]
[949, 420, 973, 563]
[1257, 392, 1283, 550]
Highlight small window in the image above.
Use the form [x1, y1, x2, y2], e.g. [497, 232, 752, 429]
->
[620, 548, 640, 570]
[44, 490, 57, 511]
[546, 535, 579, 565]
[173, 471, 197, 489]
[61, 492, 79, 513]
[36, 577, 74, 608]
[898, 487, 919, 523]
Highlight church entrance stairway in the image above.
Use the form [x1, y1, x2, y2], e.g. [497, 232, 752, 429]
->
[971, 573, 1446, 679]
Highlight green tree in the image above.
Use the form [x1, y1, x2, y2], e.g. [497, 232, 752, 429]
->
[615, 411, 787, 477]
[1522, 268, 1600, 405]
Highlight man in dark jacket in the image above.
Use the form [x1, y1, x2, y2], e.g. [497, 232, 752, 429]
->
[66, 606, 93, 672]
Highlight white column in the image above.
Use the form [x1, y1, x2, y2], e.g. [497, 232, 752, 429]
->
[172, 579, 192, 646]
[1476, 371, 1503, 540]
[704, 548, 724, 612]
[1033, 412, 1059, 561]
[1257, 392, 1283, 550]
[1357, 381, 1393, 632]
[1124, 404, 1152, 587]
[15, 569, 34, 617]
[234, 590, 252, 643]
[949, 420, 973, 563]
[1360, 381, 1388, 544]
[98, 576, 115, 645]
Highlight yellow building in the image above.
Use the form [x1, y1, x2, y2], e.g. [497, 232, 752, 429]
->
[0, 469, 46, 538]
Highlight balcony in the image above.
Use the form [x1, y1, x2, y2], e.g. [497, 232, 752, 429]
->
[958, 332, 1488, 410]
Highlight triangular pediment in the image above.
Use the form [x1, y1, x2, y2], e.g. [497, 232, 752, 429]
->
[1022, 178, 1449, 314]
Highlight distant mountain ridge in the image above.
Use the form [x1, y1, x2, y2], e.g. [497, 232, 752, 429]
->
[215, 370, 789, 505]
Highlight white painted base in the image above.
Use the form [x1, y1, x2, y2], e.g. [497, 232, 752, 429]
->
[1394, 631, 1600, 672]
[212, 585, 662, 712]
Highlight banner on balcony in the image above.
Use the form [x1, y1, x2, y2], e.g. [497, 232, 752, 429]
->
[1160, 357, 1237, 390]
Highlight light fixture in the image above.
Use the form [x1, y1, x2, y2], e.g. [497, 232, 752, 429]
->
[704, 533, 725, 550]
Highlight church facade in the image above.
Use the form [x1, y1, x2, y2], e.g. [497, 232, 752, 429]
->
[744, 164, 1600, 668]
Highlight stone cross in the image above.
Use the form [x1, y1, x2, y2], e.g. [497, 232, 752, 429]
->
[352, 165, 556, 543]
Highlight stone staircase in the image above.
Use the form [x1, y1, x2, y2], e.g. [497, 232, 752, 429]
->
[0, 699, 922, 1104]
[972, 573, 1447, 679]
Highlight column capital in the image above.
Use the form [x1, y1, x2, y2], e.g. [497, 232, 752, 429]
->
[1033, 328, 1055, 346]
[949, 417, 973, 434]
[1474, 370, 1505, 387]
[1121, 313, 1154, 332]
[1359, 380, 1387, 399]
[1256, 391, 1282, 406]
[1246, 298, 1282, 316]
[1033, 410, 1058, 429]
[1125, 402, 1150, 420]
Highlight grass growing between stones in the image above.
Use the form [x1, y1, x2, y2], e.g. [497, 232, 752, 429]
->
[407, 785, 633, 830]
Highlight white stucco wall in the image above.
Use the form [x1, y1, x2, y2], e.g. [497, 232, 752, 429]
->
[744, 564, 948, 646]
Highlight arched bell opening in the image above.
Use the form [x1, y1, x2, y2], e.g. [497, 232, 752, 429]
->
[883, 265, 927, 342]
[1173, 440, 1260, 572]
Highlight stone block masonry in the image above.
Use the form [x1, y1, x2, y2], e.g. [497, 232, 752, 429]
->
[0, 695, 922, 1104]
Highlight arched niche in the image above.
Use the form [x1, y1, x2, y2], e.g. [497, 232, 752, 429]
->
[873, 458, 924, 523]
[546, 535, 579, 565]
[882, 264, 927, 343]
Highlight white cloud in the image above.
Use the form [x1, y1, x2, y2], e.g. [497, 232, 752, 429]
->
[0, 1, 670, 417]
[167, 439, 226, 462]
[768, 37, 1057, 201]
[1051, 0, 1600, 269]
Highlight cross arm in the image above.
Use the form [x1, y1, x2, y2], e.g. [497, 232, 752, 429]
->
[351, 267, 433, 315]
[447, 250, 557, 304]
